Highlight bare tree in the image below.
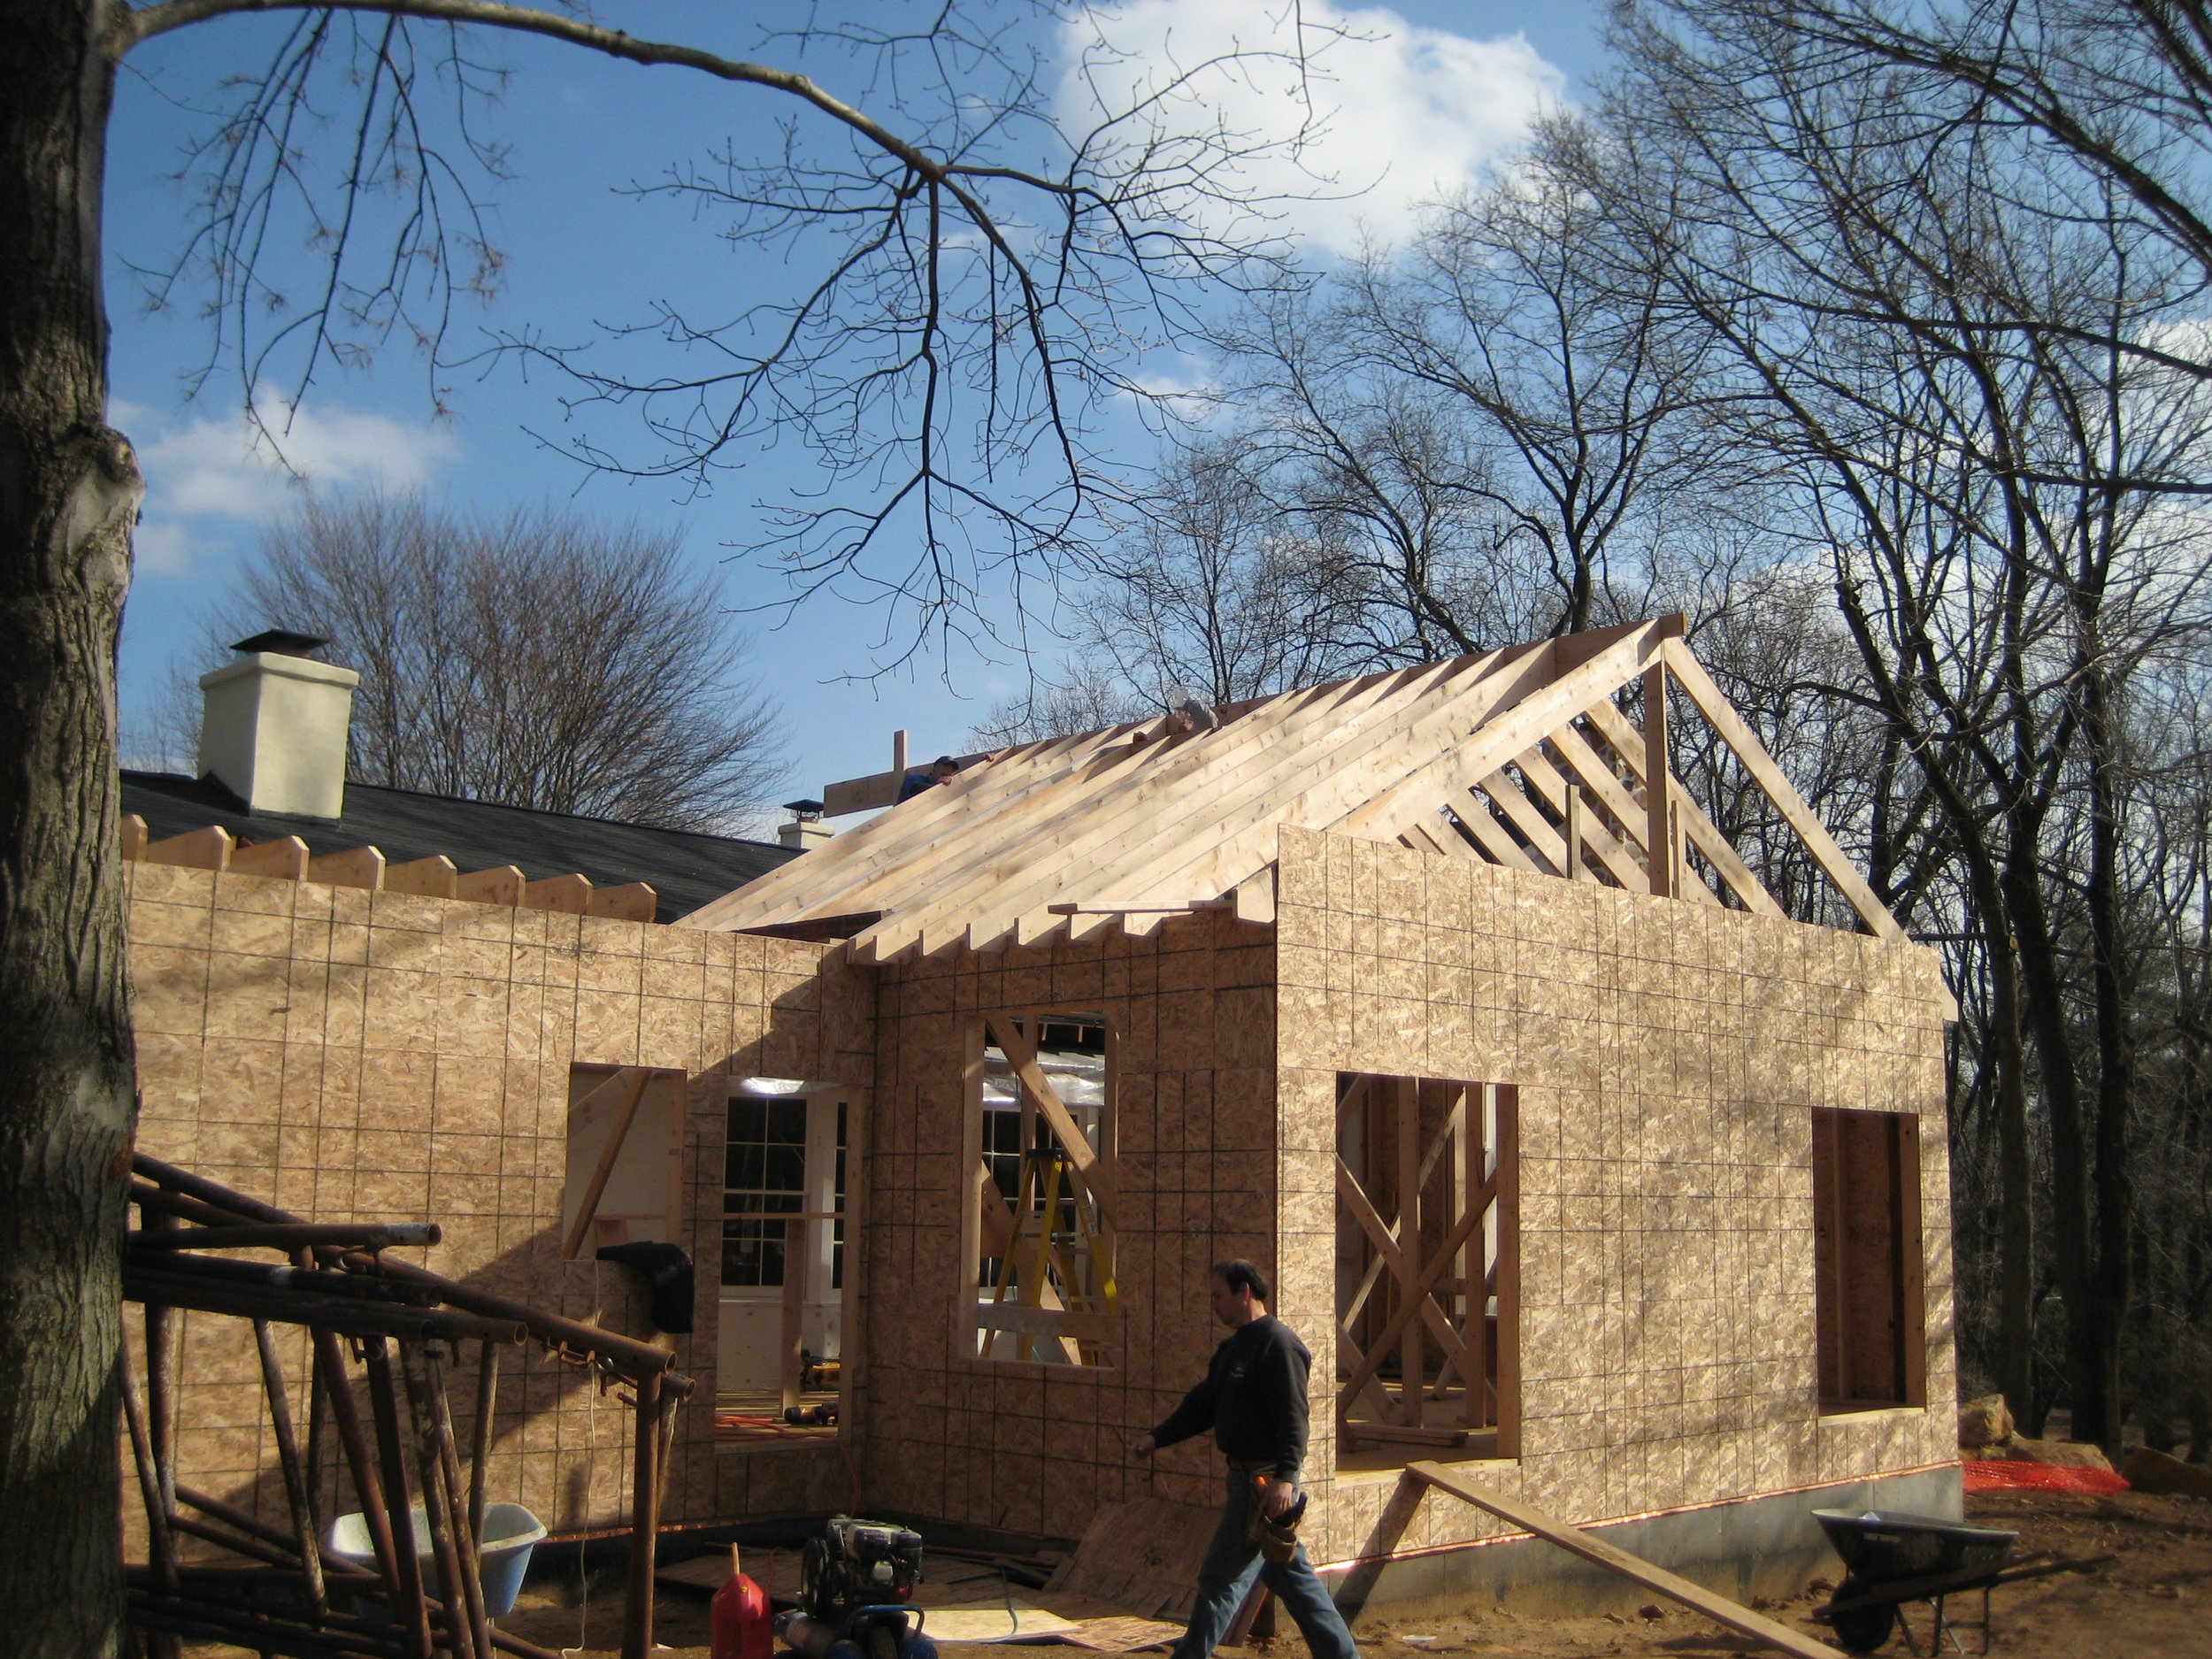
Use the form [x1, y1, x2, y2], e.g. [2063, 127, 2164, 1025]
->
[1717, 0, 2212, 334]
[1, 4, 1329, 1647]
[1600, 0, 2212, 1442]
[972, 435, 1377, 742]
[188, 495, 783, 829]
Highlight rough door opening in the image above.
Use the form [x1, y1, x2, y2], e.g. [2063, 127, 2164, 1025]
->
[1335, 1073, 1518, 1471]
[1810, 1106, 1926, 1413]
[966, 1011, 1119, 1366]
[718, 1079, 849, 1445]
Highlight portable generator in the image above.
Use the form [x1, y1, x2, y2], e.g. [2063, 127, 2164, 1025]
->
[780, 1516, 933, 1659]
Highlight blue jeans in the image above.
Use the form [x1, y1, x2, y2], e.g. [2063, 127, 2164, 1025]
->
[1171, 1471, 1360, 1659]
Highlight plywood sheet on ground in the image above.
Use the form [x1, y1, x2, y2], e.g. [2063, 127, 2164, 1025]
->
[923, 1601, 1082, 1642]
[1048, 1616, 1185, 1651]
[1044, 1499, 1219, 1621]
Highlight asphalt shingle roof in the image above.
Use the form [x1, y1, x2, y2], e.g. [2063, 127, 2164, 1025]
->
[121, 771, 802, 925]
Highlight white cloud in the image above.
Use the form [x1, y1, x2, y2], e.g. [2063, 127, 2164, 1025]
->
[121, 392, 459, 573]
[1060, 0, 1566, 257]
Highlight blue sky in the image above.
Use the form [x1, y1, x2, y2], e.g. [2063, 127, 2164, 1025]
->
[105, 1, 1603, 814]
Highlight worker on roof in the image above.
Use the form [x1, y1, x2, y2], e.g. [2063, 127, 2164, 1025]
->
[1167, 695, 1220, 735]
[895, 755, 960, 803]
[1131, 1259, 1360, 1659]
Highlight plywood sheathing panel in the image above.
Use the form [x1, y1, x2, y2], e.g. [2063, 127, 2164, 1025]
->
[856, 910, 1279, 1544]
[1272, 827, 1956, 1571]
[124, 858, 875, 1556]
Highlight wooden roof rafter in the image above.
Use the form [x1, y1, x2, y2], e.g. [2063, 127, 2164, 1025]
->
[679, 617, 1908, 949]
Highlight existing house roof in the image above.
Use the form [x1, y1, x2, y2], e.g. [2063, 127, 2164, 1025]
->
[682, 617, 1904, 959]
[122, 770, 800, 924]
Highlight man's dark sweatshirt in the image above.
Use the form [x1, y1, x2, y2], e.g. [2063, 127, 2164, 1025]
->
[1148, 1316, 1310, 1482]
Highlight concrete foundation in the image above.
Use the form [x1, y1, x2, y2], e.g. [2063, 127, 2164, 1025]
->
[1331, 1462, 1963, 1620]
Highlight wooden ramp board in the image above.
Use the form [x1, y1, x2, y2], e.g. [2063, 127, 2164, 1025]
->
[1406, 1462, 1848, 1659]
[1044, 1498, 1220, 1621]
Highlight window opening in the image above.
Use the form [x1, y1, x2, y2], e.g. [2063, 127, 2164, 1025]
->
[969, 1012, 1118, 1366]
[1335, 1073, 1518, 1470]
[718, 1083, 849, 1444]
[562, 1066, 685, 1258]
[722, 1094, 808, 1287]
[1811, 1106, 1925, 1412]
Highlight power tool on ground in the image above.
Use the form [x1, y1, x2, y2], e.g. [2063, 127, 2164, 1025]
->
[779, 1516, 933, 1659]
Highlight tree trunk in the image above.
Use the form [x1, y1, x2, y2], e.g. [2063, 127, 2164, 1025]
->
[1985, 938, 2040, 1434]
[2002, 841, 2103, 1443]
[0, 3, 141, 1655]
[2083, 664, 2136, 1453]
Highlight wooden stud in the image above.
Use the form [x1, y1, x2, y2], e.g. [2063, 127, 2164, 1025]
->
[858, 661, 1472, 956]
[893, 728, 909, 777]
[780, 1217, 807, 1410]
[1563, 784, 1585, 881]
[1642, 664, 1673, 899]
[1395, 1076, 1423, 1429]
[1334, 1157, 1488, 1423]
[561, 1068, 652, 1260]
[1450, 795, 1543, 872]
[1492, 1084, 1521, 1456]
[1546, 719, 1655, 854]
[1897, 1113, 1928, 1409]
[587, 882, 658, 922]
[692, 616, 1894, 953]
[1660, 638, 1904, 940]
[306, 845, 385, 891]
[121, 813, 149, 861]
[984, 1014, 1118, 1220]
[382, 855, 459, 899]
[1046, 898, 1235, 916]
[1407, 1463, 1847, 1659]
[1516, 746, 1708, 902]
[229, 835, 310, 879]
[1329, 627, 1667, 850]
[1473, 767, 1572, 878]
[455, 865, 526, 906]
[144, 825, 232, 872]
[956, 1023, 990, 1361]
[522, 872, 593, 914]
[1578, 697, 1785, 918]
[1234, 867, 1279, 923]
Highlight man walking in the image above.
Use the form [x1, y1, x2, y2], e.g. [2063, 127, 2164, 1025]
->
[1131, 1260, 1361, 1659]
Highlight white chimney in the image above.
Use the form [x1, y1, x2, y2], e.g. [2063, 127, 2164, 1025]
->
[197, 630, 360, 819]
[776, 798, 833, 851]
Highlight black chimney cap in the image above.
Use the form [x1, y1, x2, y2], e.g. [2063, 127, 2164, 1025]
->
[782, 798, 826, 819]
[231, 629, 329, 657]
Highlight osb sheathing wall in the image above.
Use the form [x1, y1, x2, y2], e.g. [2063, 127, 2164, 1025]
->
[123, 858, 874, 1547]
[856, 911, 1279, 1539]
[1272, 827, 1959, 1572]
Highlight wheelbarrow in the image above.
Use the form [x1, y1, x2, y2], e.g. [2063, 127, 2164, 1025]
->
[1809, 1509, 2017, 1655]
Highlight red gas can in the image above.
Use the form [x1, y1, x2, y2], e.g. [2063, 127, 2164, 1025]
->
[710, 1546, 774, 1659]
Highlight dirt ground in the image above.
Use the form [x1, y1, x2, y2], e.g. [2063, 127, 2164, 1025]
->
[180, 1485, 2212, 1658]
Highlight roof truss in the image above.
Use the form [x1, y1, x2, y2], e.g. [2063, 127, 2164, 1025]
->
[682, 618, 1904, 952]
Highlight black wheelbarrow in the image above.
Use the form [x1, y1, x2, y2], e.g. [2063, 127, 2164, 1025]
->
[1809, 1509, 2018, 1655]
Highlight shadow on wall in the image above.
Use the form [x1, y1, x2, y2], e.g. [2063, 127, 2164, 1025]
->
[1333, 1473, 1425, 1617]
[165, 1226, 666, 1553]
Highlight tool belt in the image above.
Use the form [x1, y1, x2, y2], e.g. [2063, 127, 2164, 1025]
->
[1235, 1467, 1310, 1565]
